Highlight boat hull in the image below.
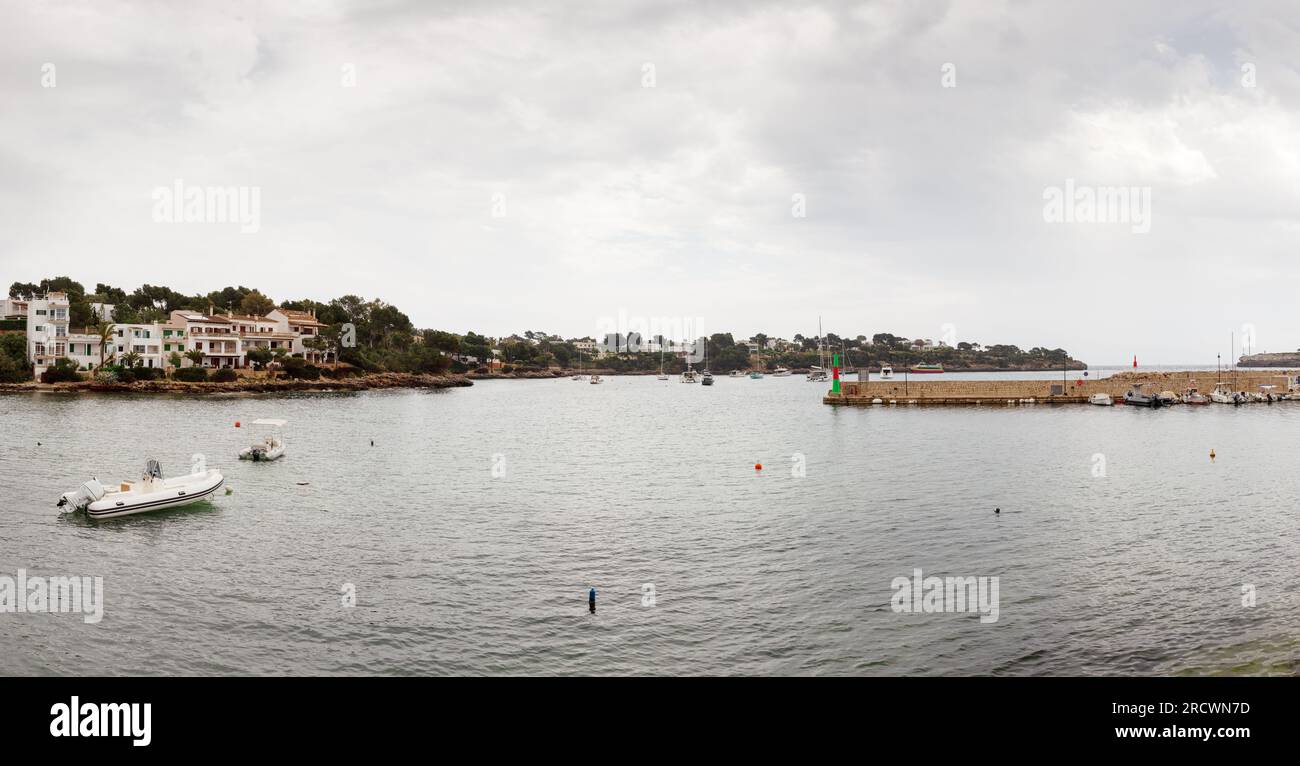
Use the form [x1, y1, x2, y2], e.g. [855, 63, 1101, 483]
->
[85, 471, 225, 520]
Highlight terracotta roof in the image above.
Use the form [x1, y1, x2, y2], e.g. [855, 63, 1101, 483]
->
[277, 309, 326, 326]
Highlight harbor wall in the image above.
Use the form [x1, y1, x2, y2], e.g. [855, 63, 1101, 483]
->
[826, 370, 1300, 405]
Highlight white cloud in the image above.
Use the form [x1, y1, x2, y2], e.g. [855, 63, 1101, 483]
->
[2, 0, 1299, 361]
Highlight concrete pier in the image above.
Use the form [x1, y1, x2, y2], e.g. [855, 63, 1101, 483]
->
[824, 370, 1300, 406]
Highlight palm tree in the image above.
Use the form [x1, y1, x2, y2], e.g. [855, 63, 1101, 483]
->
[120, 350, 142, 369]
[184, 349, 205, 368]
[95, 320, 116, 369]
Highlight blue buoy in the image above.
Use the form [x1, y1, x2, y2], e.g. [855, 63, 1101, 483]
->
[588, 587, 596, 613]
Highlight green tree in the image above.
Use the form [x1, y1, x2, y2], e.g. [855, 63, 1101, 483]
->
[95, 320, 116, 369]
[185, 349, 205, 367]
[240, 289, 275, 316]
[246, 347, 273, 371]
[0, 333, 31, 382]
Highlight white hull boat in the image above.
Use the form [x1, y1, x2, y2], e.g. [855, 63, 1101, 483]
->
[806, 367, 828, 382]
[772, 367, 792, 377]
[58, 463, 225, 520]
[1088, 393, 1113, 406]
[589, 374, 603, 384]
[239, 418, 287, 461]
[879, 365, 894, 380]
[239, 440, 285, 461]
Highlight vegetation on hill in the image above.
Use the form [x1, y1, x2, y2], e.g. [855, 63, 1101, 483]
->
[8, 277, 1083, 376]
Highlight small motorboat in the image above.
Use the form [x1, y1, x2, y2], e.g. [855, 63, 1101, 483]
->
[680, 368, 698, 383]
[589, 374, 603, 384]
[656, 373, 669, 381]
[239, 418, 287, 461]
[729, 370, 745, 378]
[771, 367, 792, 377]
[910, 363, 944, 374]
[571, 374, 587, 381]
[748, 369, 764, 379]
[878, 365, 894, 380]
[1123, 383, 1162, 408]
[1088, 393, 1113, 406]
[1157, 390, 1180, 406]
[1182, 388, 1209, 405]
[806, 367, 828, 382]
[701, 369, 714, 386]
[58, 460, 225, 520]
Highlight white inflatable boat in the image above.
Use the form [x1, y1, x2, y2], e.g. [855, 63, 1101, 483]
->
[58, 461, 225, 520]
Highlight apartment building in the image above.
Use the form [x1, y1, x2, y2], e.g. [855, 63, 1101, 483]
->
[26, 292, 72, 375]
[165, 310, 243, 368]
[265, 308, 333, 364]
[112, 323, 164, 368]
[11, 289, 339, 375]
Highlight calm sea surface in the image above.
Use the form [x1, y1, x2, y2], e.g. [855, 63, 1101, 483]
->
[2, 373, 1298, 675]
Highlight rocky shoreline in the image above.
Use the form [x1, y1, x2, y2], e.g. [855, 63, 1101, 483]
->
[0, 372, 472, 394]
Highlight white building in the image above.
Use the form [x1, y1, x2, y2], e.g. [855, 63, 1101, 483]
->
[12, 288, 340, 378]
[265, 308, 332, 364]
[112, 323, 164, 369]
[89, 302, 115, 322]
[165, 310, 243, 368]
[26, 292, 71, 375]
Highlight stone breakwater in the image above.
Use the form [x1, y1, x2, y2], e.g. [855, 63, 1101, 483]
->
[0, 372, 472, 395]
[825, 369, 1300, 405]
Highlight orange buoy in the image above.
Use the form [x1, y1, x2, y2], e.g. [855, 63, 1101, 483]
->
[235, 421, 241, 428]
[754, 463, 762, 471]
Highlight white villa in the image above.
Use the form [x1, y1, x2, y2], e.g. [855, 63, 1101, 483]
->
[9, 291, 337, 376]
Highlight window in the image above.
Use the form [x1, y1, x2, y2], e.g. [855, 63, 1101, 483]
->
[34, 343, 45, 357]
[34, 325, 43, 332]
[36, 309, 46, 316]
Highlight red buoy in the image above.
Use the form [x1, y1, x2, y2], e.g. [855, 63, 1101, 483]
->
[235, 421, 241, 428]
[754, 463, 762, 471]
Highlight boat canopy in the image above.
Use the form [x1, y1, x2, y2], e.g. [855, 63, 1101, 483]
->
[251, 418, 288, 427]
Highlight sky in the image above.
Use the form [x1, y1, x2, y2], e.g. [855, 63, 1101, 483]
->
[2, 0, 1298, 364]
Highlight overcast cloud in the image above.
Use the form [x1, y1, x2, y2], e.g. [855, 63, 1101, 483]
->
[2, 0, 1298, 363]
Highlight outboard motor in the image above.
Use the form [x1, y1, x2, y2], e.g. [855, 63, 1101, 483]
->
[57, 478, 107, 512]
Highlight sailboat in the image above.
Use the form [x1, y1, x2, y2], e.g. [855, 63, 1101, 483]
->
[701, 340, 714, 385]
[807, 319, 829, 382]
[657, 343, 668, 380]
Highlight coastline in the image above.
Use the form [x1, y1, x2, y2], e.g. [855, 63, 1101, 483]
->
[0, 372, 472, 395]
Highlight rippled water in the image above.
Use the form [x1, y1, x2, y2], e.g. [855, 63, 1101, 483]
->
[2, 376, 1298, 675]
